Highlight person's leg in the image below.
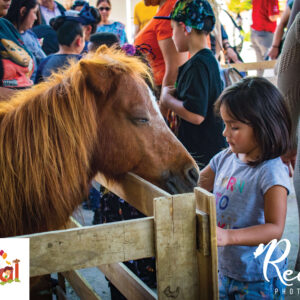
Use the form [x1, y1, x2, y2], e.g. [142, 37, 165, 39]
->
[218, 272, 230, 300]
[251, 29, 264, 60]
[251, 29, 264, 76]
[226, 277, 284, 300]
[273, 276, 286, 299]
[256, 31, 273, 59]
[251, 29, 273, 76]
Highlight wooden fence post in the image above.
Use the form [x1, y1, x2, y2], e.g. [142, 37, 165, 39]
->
[195, 187, 218, 300]
[154, 194, 200, 300]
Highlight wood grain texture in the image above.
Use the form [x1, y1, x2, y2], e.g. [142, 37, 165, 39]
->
[154, 194, 200, 300]
[221, 60, 276, 71]
[195, 187, 218, 300]
[29, 217, 155, 276]
[99, 263, 157, 300]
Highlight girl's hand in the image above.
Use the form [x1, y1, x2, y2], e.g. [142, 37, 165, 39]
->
[217, 227, 230, 246]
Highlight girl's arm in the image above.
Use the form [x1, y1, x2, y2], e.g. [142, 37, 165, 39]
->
[198, 165, 215, 192]
[217, 185, 287, 246]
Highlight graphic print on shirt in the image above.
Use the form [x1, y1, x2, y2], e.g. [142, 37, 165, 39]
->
[215, 172, 245, 229]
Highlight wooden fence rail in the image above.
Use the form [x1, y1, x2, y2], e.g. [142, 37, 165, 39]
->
[221, 60, 276, 72]
[24, 172, 218, 299]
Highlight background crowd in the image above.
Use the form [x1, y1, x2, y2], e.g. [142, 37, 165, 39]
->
[1, 0, 300, 299]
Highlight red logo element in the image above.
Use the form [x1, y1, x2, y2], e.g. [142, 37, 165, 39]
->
[0, 249, 21, 284]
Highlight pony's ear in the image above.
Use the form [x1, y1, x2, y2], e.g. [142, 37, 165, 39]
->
[96, 45, 109, 55]
[79, 60, 114, 95]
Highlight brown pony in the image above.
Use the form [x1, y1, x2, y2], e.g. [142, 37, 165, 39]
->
[0, 47, 198, 238]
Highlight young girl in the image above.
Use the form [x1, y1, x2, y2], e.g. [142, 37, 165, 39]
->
[199, 77, 291, 299]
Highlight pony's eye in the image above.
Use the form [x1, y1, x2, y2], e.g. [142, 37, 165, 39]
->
[136, 118, 149, 124]
[132, 117, 149, 125]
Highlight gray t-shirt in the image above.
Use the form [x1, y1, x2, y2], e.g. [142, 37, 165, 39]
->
[210, 149, 290, 281]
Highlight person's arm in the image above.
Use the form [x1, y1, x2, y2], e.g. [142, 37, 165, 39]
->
[198, 165, 215, 192]
[157, 38, 188, 116]
[133, 24, 140, 39]
[158, 38, 188, 87]
[0, 87, 16, 101]
[133, 5, 140, 39]
[222, 39, 241, 63]
[268, 7, 291, 59]
[220, 25, 241, 63]
[268, 0, 280, 22]
[160, 85, 204, 124]
[217, 185, 287, 246]
[269, 14, 280, 22]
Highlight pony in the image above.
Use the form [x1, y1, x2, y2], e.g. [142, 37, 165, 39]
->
[0, 46, 199, 238]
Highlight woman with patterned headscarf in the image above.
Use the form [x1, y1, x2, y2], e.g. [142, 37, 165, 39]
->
[0, 0, 35, 99]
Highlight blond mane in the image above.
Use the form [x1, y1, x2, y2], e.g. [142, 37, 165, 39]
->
[0, 46, 152, 236]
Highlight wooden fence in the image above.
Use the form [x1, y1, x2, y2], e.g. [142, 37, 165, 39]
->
[26, 173, 218, 300]
[25, 60, 279, 300]
[221, 60, 277, 85]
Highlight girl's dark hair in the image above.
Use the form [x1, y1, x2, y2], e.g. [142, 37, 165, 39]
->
[215, 77, 291, 166]
[96, 0, 111, 7]
[5, 0, 38, 31]
[50, 17, 83, 47]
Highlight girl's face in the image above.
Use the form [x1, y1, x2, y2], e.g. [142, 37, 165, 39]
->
[98, 1, 110, 22]
[20, 5, 38, 32]
[220, 105, 260, 162]
[0, 0, 11, 17]
[171, 20, 189, 53]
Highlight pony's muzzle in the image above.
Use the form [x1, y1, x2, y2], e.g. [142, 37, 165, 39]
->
[163, 166, 199, 194]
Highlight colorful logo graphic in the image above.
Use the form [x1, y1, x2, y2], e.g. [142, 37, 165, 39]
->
[0, 238, 29, 299]
[0, 249, 21, 285]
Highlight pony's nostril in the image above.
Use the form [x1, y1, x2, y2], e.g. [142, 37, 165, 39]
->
[187, 167, 199, 185]
[161, 167, 199, 194]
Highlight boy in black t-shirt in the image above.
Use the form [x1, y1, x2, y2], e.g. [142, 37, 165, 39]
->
[158, 0, 227, 168]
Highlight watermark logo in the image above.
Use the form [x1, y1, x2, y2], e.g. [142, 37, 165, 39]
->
[0, 238, 29, 299]
[254, 239, 291, 285]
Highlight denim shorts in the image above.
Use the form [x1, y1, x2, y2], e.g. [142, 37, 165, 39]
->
[219, 272, 285, 300]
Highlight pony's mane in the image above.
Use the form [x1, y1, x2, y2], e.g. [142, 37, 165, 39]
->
[0, 46, 151, 236]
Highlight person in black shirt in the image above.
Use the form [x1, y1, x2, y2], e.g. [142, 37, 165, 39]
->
[158, 0, 227, 169]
